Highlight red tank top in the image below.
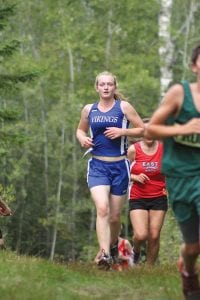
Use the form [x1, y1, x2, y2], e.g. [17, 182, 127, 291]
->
[129, 141, 166, 200]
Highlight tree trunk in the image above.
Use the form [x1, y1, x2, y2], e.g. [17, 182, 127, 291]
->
[40, 91, 50, 255]
[49, 125, 65, 261]
[181, 0, 199, 79]
[158, 0, 173, 99]
[15, 38, 30, 252]
[105, 9, 113, 68]
[67, 45, 78, 260]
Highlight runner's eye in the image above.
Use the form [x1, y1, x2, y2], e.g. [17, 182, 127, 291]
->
[98, 82, 114, 87]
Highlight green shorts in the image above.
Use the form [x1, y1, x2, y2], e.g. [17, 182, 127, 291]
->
[166, 175, 200, 223]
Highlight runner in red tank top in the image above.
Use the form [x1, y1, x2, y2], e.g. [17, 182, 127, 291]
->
[128, 119, 168, 265]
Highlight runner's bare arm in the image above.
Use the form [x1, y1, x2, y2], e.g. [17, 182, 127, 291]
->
[104, 101, 144, 139]
[145, 84, 190, 139]
[76, 104, 94, 148]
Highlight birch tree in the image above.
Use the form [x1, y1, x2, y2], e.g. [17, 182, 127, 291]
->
[49, 126, 65, 261]
[158, 0, 173, 98]
[180, 0, 200, 79]
[159, 0, 200, 98]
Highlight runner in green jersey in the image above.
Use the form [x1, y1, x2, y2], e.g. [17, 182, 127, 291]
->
[145, 44, 200, 300]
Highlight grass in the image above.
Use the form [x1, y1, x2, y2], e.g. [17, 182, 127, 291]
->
[0, 251, 184, 300]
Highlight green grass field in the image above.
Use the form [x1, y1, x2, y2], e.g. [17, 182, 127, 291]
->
[0, 251, 184, 300]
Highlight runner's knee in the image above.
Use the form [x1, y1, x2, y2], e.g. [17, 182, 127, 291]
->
[134, 232, 148, 242]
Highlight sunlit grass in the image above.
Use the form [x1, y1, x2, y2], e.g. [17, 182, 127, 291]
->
[0, 251, 183, 300]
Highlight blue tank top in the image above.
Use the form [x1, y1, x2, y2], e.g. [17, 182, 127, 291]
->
[88, 99, 130, 156]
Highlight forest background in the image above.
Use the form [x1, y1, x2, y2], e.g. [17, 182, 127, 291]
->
[1, 0, 200, 264]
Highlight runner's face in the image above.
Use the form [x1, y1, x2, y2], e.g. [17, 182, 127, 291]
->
[96, 75, 116, 100]
[143, 122, 154, 144]
[143, 138, 155, 146]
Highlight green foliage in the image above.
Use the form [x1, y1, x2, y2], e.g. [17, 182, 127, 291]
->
[0, 183, 15, 203]
[0, 72, 38, 90]
[0, 2, 38, 156]
[0, 0, 199, 263]
[0, 107, 19, 120]
[0, 39, 20, 57]
[0, 3, 16, 31]
[170, 0, 200, 82]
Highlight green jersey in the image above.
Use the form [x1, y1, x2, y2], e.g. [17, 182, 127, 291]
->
[162, 80, 200, 177]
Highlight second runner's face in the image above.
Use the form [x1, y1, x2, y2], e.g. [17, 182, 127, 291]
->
[96, 75, 116, 100]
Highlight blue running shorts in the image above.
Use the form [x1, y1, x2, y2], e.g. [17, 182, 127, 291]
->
[87, 157, 130, 196]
